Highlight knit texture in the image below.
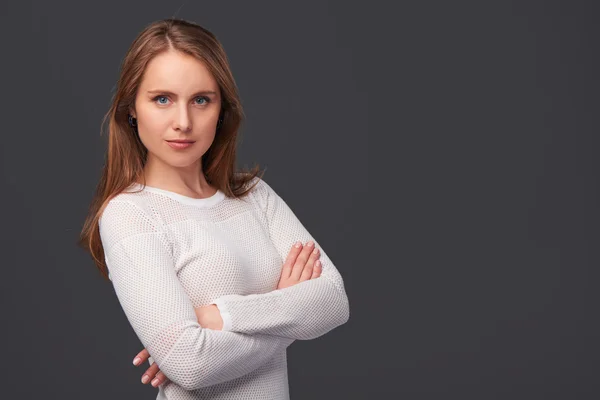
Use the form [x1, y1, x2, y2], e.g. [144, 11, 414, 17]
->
[98, 176, 350, 399]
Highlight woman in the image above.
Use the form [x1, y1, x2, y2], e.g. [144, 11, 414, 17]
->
[79, 18, 350, 399]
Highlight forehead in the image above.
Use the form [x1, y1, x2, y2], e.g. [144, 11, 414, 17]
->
[139, 50, 218, 92]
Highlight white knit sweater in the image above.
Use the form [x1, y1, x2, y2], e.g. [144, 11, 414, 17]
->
[98, 176, 350, 399]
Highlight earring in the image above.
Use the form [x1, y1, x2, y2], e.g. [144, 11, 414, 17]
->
[128, 114, 137, 127]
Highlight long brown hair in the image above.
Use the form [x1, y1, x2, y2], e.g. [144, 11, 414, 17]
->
[79, 18, 264, 280]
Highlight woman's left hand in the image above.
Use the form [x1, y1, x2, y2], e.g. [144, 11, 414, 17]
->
[133, 304, 223, 386]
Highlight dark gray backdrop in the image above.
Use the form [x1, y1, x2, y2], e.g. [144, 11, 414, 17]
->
[1, 1, 598, 399]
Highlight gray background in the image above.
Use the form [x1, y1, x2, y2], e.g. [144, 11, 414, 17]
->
[1, 0, 598, 399]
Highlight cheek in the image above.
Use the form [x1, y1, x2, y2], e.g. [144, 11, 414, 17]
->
[193, 112, 220, 130]
[137, 115, 171, 148]
[140, 111, 170, 134]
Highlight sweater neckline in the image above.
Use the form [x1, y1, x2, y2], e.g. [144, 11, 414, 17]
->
[128, 182, 226, 208]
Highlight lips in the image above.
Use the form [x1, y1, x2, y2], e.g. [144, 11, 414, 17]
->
[166, 140, 195, 150]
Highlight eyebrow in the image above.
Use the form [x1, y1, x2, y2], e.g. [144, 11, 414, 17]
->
[147, 89, 218, 97]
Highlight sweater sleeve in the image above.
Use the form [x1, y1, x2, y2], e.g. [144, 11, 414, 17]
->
[99, 199, 294, 391]
[209, 178, 350, 340]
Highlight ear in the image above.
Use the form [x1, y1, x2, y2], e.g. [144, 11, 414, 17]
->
[129, 107, 136, 118]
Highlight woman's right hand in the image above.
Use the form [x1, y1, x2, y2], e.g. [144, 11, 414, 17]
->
[277, 241, 322, 289]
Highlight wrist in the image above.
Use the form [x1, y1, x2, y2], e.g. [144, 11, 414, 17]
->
[211, 304, 224, 330]
[211, 298, 232, 331]
[195, 304, 224, 330]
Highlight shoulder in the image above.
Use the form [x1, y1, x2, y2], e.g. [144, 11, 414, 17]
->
[240, 176, 291, 219]
[100, 190, 154, 223]
[99, 190, 165, 250]
[243, 175, 280, 205]
[245, 174, 278, 196]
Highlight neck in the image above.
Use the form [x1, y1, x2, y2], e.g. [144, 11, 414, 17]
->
[140, 155, 214, 197]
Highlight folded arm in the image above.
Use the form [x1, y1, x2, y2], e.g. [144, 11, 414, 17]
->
[100, 200, 293, 391]
[210, 178, 350, 340]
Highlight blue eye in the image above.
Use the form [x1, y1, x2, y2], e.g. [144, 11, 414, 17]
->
[154, 96, 169, 105]
[152, 95, 210, 106]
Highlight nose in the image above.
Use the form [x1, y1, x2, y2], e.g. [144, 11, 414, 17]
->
[173, 104, 192, 132]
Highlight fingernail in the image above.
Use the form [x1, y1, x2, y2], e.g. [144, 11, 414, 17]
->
[294, 241, 301, 248]
[133, 357, 141, 366]
[142, 375, 149, 384]
[152, 378, 159, 386]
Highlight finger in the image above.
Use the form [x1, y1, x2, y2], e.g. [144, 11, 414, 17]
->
[311, 260, 322, 279]
[291, 241, 314, 280]
[133, 348, 150, 366]
[141, 362, 160, 384]
[281, 241, 303, 279]
[300, 246, 319, 281]
[151, 370, 167, 387]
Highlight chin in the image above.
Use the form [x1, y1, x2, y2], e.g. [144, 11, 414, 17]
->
[165, 156, 203, 168]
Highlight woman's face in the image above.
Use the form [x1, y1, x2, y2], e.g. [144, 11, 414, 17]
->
[131, 49, 222, 169]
